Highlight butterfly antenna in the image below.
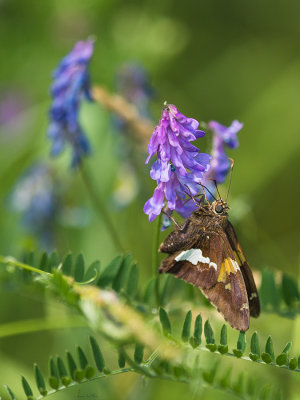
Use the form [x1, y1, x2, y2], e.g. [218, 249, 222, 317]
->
[226, 158, 234, 202]
[197, 182, 217, 202]
[184, 184, 200, 207]
[209, 179, 222, 200]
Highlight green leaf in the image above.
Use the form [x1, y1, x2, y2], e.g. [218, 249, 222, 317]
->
[181, 310, 192, 342]
[233, 331, 246, 357]
[97, 255, 123, 287]
[218, 367, 231, 388]
[24, 251, 35, 268]
[48, 251, 59, 271]
[247, 376, 256, 396]
[204, 320, 214, 344]
[39, 252, 48, 271]
[202, 364, 218, 384]
[282, 342, 292, 354]
[62, 253, 72, 275]
[259, 385, 272, 400]
[232, 373, 244, 395]
[298, 355, 300, 369]
[126, 263, 139, 298]
[289, 357, 297, 370]
[281, 273, 299, 307]
[85, 260, 101, 281]
[48, 376, 59, 391]
[34, 363, 47, 396]
[159, 307, 171, 335]
[275, 343, 291, 366]
[249, 331, 260, 361]
[118, 350, 126, 368]
[219, 324, 227, 346]
[85, 365, 95, 379]
[112, 254, 132, 292]
[49, 357, 59, 379]
[90, 336, 105, 372]
[57, 356, 71, 386]
[77, 346, 88, 369]
[48, 357, 59, 389]
[190, 314, 202, 348]
[103, 367, 111, 375]
[134, 343, 144, 364]
[21, 376, 34, 399]
[217, 325, 228, 354]
[4, 385, 17, 400]
[74, 369, 85, 382]
[261, 352, 273, 364]
[265, 336, 275, 361]
[143, 278, 156, 306]
[74, 253, 85, 282]
[160, 275, 173, 306]
[66, 351, 77, 379]
[276, 353, 288, 366]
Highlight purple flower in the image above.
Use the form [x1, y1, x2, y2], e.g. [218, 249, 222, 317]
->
[144, 104, 211, 222]
[48, 39, 94, 167]
[204, 120, 243, 185]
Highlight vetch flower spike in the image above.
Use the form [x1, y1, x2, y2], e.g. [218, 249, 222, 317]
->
[144, 103, 211, 222]
[203, 120, 243, 188]
[48, 39, 94, 167]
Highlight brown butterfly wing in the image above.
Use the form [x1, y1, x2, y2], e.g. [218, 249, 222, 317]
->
[159, 226, 250, 331]
[225, 221, 260, 318]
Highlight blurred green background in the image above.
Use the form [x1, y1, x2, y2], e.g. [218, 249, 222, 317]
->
[0, 0, 300, 399]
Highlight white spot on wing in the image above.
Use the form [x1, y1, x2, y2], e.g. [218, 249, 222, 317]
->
[249, 292, 257, 300]
[240, 303, 248, 311]
[175, 249, 217, 270]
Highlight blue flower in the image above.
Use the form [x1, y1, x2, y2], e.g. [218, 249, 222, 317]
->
[48, 39, 94, 167]
[204, 120, 243, 186]
[144, 104, 211, 222]
[11, 164, 59, 248]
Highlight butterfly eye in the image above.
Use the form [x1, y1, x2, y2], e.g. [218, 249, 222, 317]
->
[215, 204, 223, 214]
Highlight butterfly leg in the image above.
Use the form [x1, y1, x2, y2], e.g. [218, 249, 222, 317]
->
[162, 208, 181, 230]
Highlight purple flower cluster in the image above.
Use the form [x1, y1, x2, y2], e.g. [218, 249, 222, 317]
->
[48, 39, 94, 167]
[203, 120, 243, 187]
[144, 104, 211, 222]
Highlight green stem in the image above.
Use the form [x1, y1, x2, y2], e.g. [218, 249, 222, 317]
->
[153, 214, 162, 306]
[0, 317, 87, 338]
[78, 162, 124, 253]
[0, 256, 51, 276]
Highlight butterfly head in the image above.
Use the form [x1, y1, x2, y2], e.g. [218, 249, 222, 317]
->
[211, 199, 229, 216]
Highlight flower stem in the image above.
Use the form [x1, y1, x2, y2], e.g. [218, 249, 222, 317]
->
[79, 162, 124, 253]
[153, 214, 162, 306]
[0, 256, 51, 276]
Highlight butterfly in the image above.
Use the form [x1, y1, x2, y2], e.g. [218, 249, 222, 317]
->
[159, 198, 260, 331]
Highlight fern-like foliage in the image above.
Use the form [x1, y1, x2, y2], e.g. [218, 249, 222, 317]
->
[4, 334, 283, 400]
[1, 251, 299, 400]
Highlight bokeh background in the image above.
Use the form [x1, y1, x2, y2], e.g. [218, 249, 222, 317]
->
[0, 0, 300, 399]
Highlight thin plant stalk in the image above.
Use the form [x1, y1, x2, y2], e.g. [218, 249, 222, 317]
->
[78, 162, 124, 253]
[153, 213, 162, 306]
